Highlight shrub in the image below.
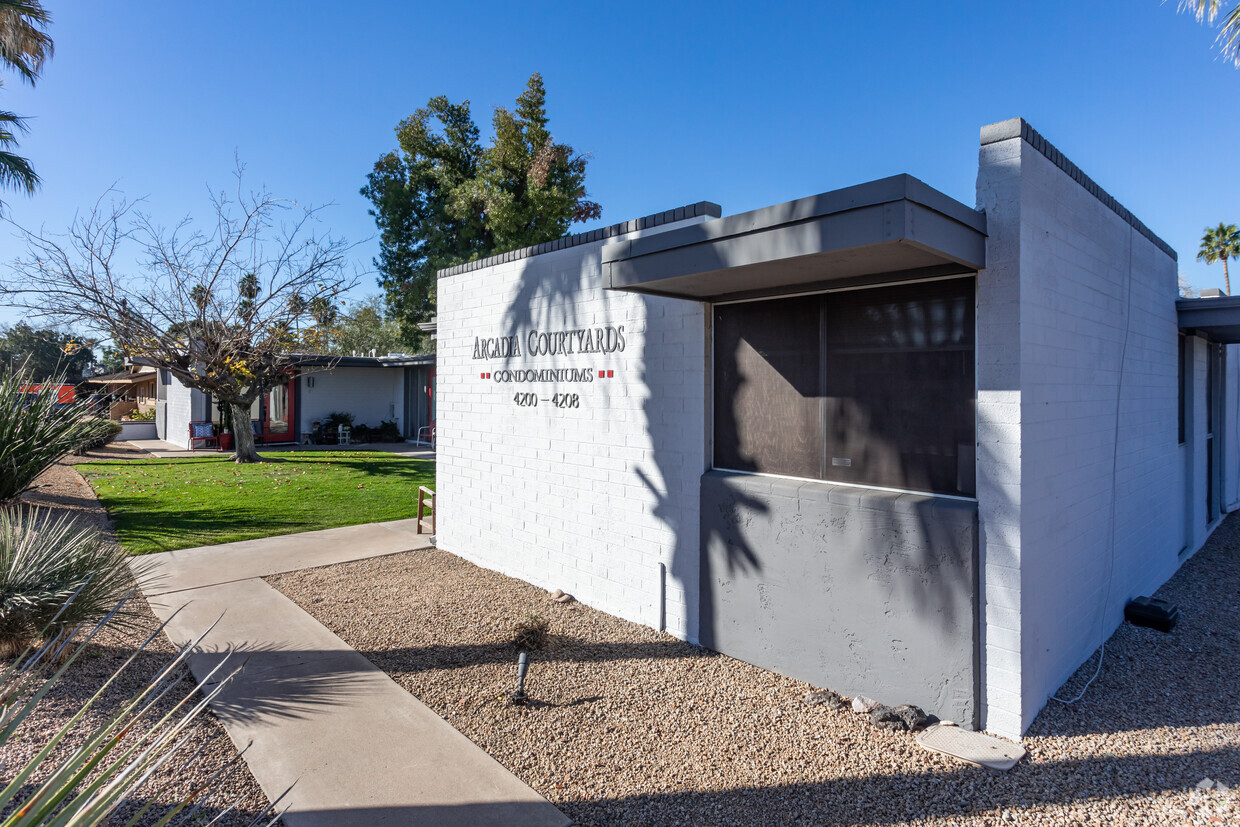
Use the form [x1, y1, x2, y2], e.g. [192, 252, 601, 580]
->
[0, 371, 115, 504]
[73, 419, 122, 455]
[125, 407, 156, 421]
[377, 419, 403, 442]
[0, 507, 138, 657]
[509, 614, 550, 652]
[323, 411, 354, 429]
[350, 423, 375, 442]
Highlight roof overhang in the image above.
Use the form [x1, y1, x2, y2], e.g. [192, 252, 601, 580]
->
[600, 174, 987, 302]
[285, 353, 434, 368]
[1177, 295, 1240, 343]
[84, 368, 157, 385]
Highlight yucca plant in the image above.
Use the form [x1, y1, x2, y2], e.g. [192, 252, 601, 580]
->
[0, 594, 287, 825]
[0, 369, 117, 505]
[0, 507, 139, 657]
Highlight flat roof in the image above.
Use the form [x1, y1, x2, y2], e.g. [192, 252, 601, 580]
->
[1178, 295, 1240, 343]
[85, 367, 157, 385]
[437, 202, 722, 279]
[287, 353, 434, 368]
[600, 175, 987, 302]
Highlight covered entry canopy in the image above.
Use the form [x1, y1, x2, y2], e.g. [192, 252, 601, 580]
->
[1177, 295, 1240, 343]
[601, 174, 987, 302]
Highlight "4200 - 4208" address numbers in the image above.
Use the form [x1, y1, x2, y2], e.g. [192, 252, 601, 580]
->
[513, 393, 581, 409]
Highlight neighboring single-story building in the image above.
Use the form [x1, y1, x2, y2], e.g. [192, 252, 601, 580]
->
[83, 365, 158, 420]
[18, 383, 76, 405]
[154, 353, 435, 449]
[435, 117, 1240, 740]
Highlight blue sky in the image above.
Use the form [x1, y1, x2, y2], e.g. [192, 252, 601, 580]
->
[1, 1, 1238, 328]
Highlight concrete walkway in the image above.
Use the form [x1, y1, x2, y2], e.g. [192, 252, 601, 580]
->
[124, 439, 435, 460]
[133, 521, 568, 827]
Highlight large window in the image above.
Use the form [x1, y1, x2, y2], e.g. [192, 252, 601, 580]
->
[714, 277, 976, 497]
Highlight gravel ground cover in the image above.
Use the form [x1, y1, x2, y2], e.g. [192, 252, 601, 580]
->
[2, 460, 277, 825]
[268, 525, 1240, 827]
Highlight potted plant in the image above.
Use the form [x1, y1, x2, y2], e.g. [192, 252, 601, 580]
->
[216, 400, 234, 451]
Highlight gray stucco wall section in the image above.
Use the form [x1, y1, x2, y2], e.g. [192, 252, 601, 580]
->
[699, 471, 978, 726]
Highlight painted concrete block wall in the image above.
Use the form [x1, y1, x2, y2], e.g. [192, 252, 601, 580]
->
[1224, 343, 1240, 512]
[118, 421, 158, 441]
[298, 367, 405, 435]
[163, 377, 200, 449]
[700, 471, 978, 726]
[1016, 146, 1180, 733]
[1181, 335, 1240, 543]
[1187, 336, 1211, 552]
[436, 220, 710, 640]
[978, 127, 1182, 737]
[975, 134, 1027, 740]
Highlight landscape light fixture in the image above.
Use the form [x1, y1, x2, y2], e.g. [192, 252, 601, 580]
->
[510, 651, 530, 705]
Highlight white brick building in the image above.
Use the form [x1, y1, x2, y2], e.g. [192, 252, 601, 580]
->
[435, 118, 1240, 740]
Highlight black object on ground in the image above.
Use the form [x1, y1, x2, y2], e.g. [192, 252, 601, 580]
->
[1124, 596, 1179, 633]
[870, 704, 929, 732]
[509, 650, 530, 706]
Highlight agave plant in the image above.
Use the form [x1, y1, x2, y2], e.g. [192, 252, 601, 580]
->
[0, 594, 287, 825]
[0, 370, 117, 505]
[0, 507, 138, 657]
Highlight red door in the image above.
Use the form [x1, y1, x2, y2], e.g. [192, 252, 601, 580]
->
[263, 375, 296, 443]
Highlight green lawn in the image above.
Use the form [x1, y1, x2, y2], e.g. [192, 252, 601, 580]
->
[77, 452, 435, 555]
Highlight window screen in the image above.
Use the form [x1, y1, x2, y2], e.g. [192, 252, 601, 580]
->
[714, 278, 976, 496]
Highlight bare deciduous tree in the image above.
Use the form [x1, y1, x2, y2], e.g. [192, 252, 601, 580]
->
[2, 176, 358, 462]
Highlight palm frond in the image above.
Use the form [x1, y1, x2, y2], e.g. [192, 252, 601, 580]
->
[1215, 4, 1240, 64]
[1177, 0, 1240, 65]
[1178, 0, 1219, 21]
[0, 0, 53, 86]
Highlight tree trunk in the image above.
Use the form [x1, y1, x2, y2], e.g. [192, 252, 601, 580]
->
[230, 400, 262, 463]
[1225, 257, 1232, 297]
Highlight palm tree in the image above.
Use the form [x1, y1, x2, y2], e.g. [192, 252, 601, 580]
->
[1197, 222, 1240, 296]
[1178, 0, 1240, 66]
[0, 109, 37, 196]
[0, 0, 52, 207]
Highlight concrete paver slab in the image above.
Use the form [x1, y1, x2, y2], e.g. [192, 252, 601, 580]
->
[124, 440, 435, 460]
[148, 578, 568, 827]
[137, 520, 429, 596]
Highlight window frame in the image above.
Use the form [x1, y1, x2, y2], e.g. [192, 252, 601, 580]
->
[710, 274, 979, 500]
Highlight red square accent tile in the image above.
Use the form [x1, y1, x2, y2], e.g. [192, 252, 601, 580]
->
[598, 370, 605, 378]
[480, 372, 486, 379]
[607, 370, 614, 378]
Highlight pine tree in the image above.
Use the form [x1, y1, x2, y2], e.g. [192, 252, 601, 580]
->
[362, 73, 600, 349]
